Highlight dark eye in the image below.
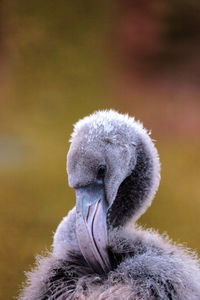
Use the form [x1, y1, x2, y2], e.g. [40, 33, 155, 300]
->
[97, 165, 106, 180]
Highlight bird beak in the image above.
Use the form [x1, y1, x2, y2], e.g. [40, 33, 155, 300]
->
[75, 183, 111, 274]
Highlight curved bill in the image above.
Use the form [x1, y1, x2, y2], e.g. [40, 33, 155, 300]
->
[75, 183, 111, 274]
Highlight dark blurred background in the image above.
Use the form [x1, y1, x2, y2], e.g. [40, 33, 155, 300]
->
[0, 1, 200, 299]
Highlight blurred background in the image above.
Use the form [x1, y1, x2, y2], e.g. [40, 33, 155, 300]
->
[0, 1, 200, 298]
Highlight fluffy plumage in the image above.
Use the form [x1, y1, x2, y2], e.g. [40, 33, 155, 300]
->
[18, 110, 200, 300]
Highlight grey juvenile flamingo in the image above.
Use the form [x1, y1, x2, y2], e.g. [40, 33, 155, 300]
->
[18, 110, 200, 300]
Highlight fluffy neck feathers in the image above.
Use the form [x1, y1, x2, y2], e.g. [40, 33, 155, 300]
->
[107, 140, 154, 228]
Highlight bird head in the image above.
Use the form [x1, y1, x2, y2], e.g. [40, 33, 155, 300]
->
[67, 110, 160, 273]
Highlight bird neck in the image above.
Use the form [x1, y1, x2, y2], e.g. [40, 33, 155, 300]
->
[107, 140, 153, 228]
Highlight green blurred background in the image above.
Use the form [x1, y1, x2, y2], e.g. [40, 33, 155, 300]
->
[0, 1, 200, 299]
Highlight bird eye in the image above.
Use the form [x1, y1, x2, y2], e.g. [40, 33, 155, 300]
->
[97, 165, 106, 180]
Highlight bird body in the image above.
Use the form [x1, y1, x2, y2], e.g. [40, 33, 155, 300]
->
[18, 110, 200, 300]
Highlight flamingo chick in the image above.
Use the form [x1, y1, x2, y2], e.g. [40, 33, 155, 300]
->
[18, 110, 200, 300]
